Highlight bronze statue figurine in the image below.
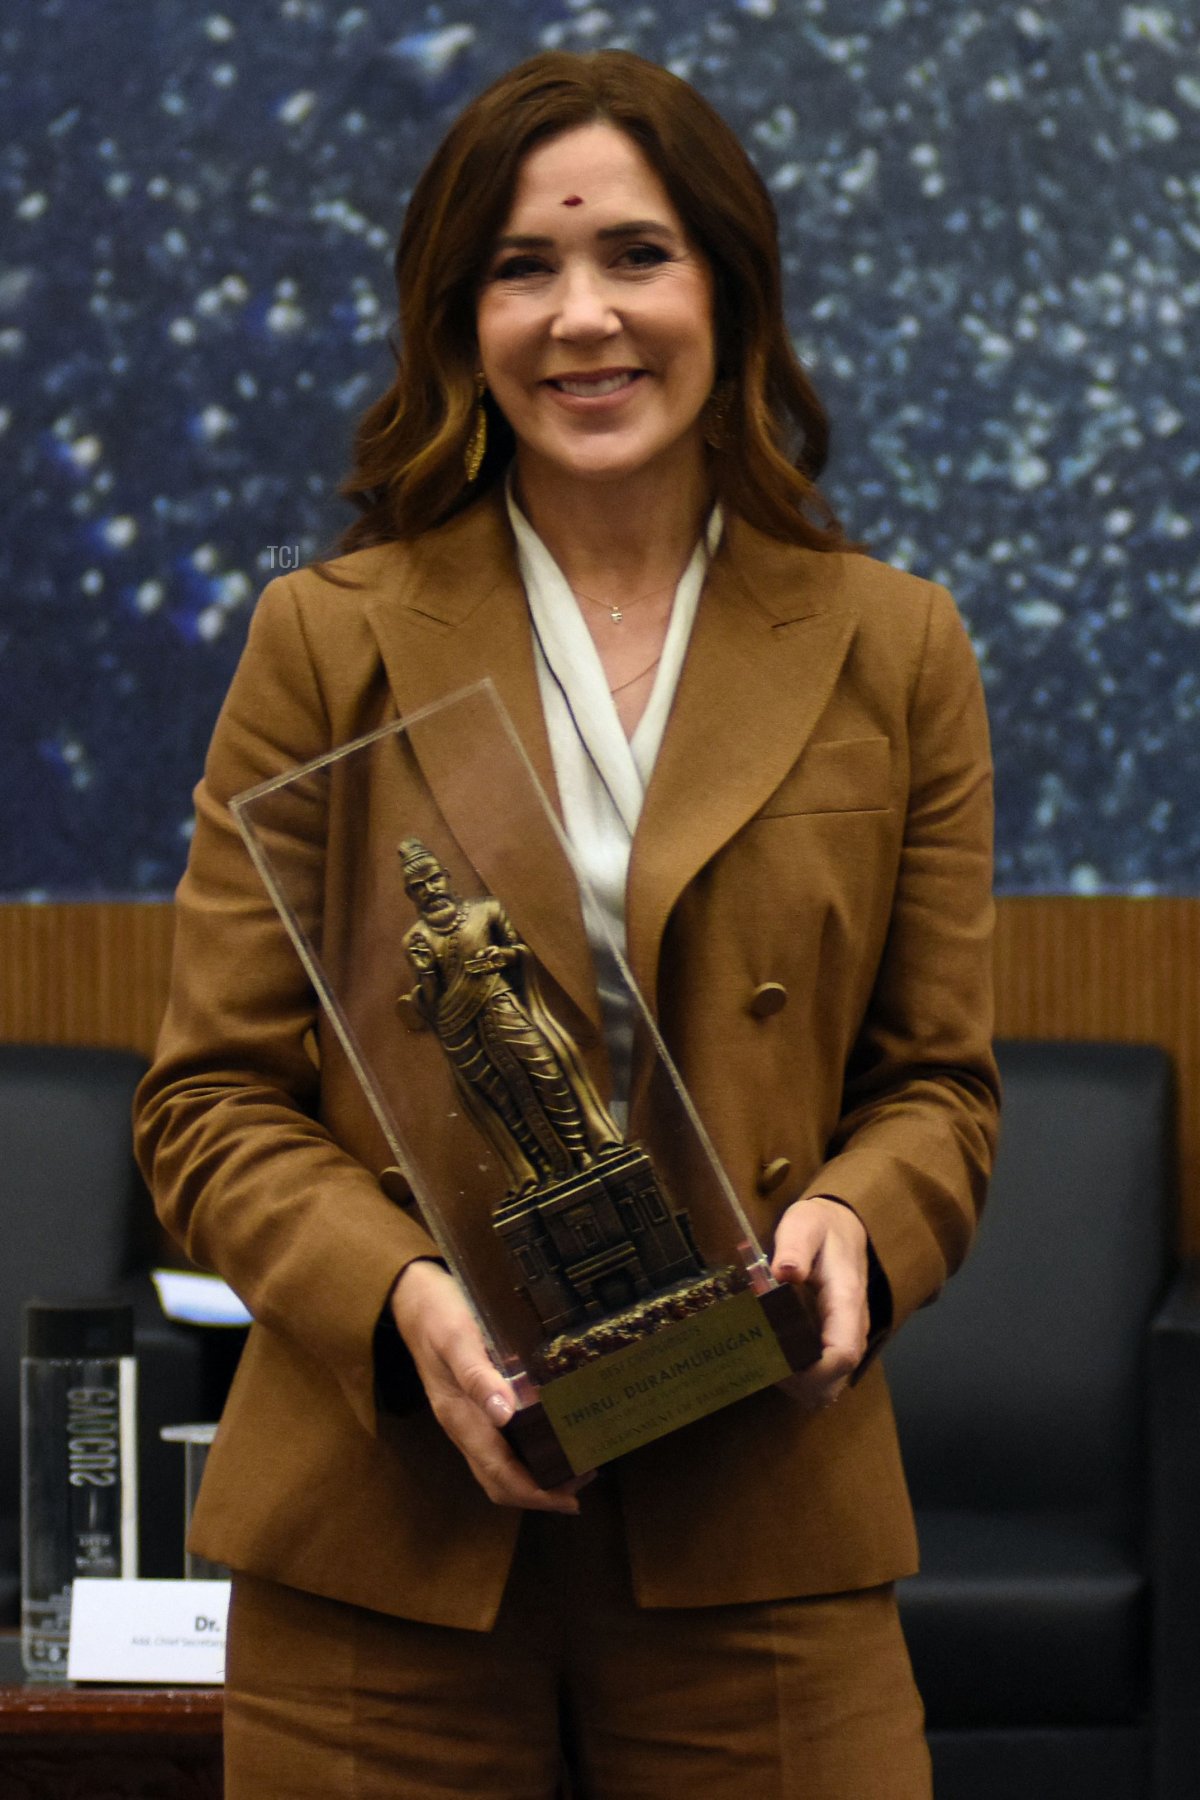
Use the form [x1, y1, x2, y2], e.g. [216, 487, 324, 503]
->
[397, 837, 622, 1197]
[396, 838, 722, 1372]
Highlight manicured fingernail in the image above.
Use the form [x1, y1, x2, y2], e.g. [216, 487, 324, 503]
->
[485, 1393, 513, 1425]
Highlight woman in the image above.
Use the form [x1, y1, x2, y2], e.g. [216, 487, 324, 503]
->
[135, 48, 998, 1799]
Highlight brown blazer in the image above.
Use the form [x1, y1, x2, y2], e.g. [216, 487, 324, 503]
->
[134, 493, 998, 1630]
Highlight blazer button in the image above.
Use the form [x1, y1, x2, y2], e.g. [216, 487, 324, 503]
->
[757, 1156, 792, 1197]
[748, 981, 788, 1019]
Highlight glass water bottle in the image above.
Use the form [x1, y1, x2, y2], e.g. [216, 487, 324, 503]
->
[20, 1299, 138, 1680]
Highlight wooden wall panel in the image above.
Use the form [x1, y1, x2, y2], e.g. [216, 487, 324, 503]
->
[3, 897, 1200, 1250]
[0, 903, 174, 1058]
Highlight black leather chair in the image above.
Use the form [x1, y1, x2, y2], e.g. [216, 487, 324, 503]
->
[0, 1044, 232, 1621]
[887, 1040, 1200, 1800]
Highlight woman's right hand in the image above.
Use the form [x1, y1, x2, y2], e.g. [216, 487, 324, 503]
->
[388, 1258, 584, 1515]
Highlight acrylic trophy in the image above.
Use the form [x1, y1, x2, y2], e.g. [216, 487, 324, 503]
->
[231, 681, 820, 1487]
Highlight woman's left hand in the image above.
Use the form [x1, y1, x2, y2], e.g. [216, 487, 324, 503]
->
[770, 1196, 870, 1410]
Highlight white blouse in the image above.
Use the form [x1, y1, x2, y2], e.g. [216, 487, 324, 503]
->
[505, 480, 723, 1114]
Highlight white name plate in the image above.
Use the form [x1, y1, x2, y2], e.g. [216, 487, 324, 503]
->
[67, 1578, 230, 1684]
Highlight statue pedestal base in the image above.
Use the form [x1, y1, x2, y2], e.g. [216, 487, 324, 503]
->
[494, 1144, 706, 1342]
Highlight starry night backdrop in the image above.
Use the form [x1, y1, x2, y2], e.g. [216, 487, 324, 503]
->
[1, 0, 1198, 898]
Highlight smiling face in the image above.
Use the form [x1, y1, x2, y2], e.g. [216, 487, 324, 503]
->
[474, 122, 716, 507]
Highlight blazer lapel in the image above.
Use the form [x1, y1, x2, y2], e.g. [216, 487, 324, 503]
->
[363, 497, 603, 1039]
[626, 520, 860, 1008]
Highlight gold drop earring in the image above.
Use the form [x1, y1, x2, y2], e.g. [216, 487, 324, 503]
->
[464, 373, 488, 482]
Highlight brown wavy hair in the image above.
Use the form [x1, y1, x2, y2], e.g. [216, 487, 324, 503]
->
[334, 50, 852, 555]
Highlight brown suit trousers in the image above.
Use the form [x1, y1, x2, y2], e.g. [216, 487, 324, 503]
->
[224, 1476, 931, 1800]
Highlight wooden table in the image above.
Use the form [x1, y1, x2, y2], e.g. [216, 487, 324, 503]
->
[0, 1638, 223, 1798]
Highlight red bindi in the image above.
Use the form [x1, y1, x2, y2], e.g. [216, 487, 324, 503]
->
[562, 195, 584, 207]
